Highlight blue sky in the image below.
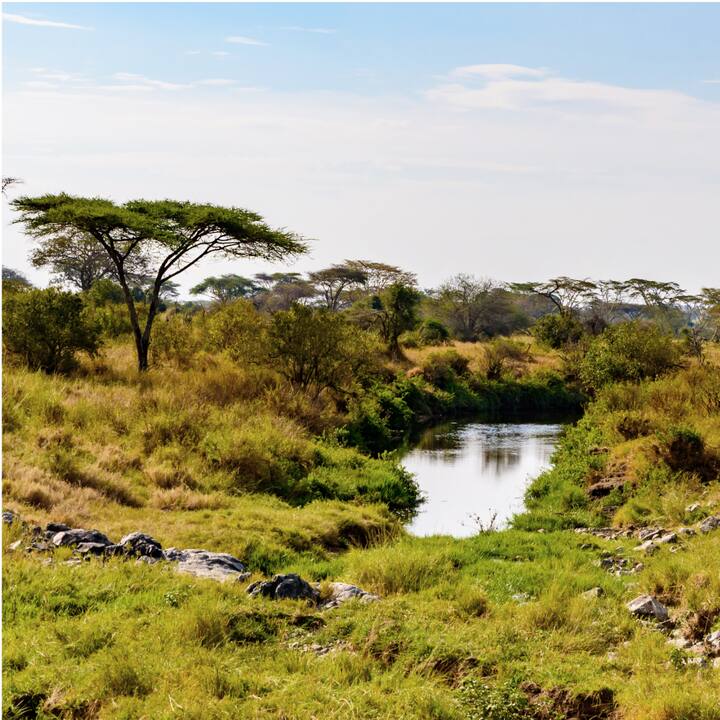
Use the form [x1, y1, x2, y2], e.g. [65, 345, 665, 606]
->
[3, 3, 720, 293]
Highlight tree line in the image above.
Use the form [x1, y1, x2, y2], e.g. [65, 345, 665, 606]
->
[3, 191, 719, 374]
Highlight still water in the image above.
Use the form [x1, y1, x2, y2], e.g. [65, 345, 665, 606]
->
[400, 421, 565, 537]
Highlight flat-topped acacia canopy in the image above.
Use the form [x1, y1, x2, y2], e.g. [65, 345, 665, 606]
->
[12, 194, 307, 370]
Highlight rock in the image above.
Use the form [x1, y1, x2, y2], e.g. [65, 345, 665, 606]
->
[667, 637, 691, 650]
[7, 540, 23, 552]
[638, 527, 664, 542]
[511, 593, 531, 603]
[75, 542, 111, 556]
[118, 532, 164, 559]
[2, 510, 17, 525]
[52, 529, 112, 548]
[685, 502, 701, 514]
[586, 479, 624, 499]
[627, 594, 669, 622]
[582, 587, 604, 599]
[165, 548, 249, 582]
[320, 582, 380, 610]
[677, 527, 695, 537]
[656, 532, 677, 544]
[705, 630, 720, 653]
[698, 516, 720, 533]
[634, 540, 659, 554]
[247, 574, 320, 603]
[46, 522, 70, 533]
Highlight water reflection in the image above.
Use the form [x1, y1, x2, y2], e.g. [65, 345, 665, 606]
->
[400, 422, 564, 537]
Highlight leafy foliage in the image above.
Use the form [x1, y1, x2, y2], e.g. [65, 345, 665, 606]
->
[2, 287, 101, 372]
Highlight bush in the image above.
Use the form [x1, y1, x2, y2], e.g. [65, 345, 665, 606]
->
[532, 312, 585, 349]
[421, 349, 469, 389]
[578, 322, 681, 393]
[3, 288, 101, 372]
[269, 305, 381, 396]
[206, 299, 269, 364]
[418, 319, 450, 345]
[151, 312, 202, 367]
[482, 338, 529, 380]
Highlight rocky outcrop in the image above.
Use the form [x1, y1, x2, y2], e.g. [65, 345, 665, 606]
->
[247, 574, 320, 603]
[321, 582, 380, 609]
[165, 548, 249, 582]
[627, 594, 669, 622]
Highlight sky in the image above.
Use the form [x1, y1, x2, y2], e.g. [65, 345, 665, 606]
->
[3, 2, 720, 296]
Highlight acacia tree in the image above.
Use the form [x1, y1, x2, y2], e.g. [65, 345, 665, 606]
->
[368, 283, 422, 359]
[190, 274, 259, 304]
[309, 264, 367, 310]
[12, 195, 306, 371]
[30, 231, 148, 291]
[510, 277, 598, 316]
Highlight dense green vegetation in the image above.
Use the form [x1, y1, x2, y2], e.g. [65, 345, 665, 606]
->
[3, 192, 720, 719]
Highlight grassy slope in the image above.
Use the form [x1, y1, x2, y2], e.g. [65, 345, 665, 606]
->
[3, 344, 720, 719]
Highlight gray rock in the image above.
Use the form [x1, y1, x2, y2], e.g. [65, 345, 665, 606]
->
[656, 532, 677, 544]
[699, 516, 720, 533]
[705, 630, 720, 653]
[677, 527, 695, 537]
[247, 574, 320, 603]
[638, 528, 664, 542]
[634, 540, 659, 554]
[46, 522, 70, 533]
[166, 548, 248, 582]
[685, 503, 701, 514]
[627, 594, 669, 622]
[582, 587, 605, 599]
[2, 510, 17, 525]
[118, 532, 164, 559]
[52, 529, 112, 548]
[75, 542, 111, 556]
[7, 540, 23, 552]
[320, 582, 380, 610]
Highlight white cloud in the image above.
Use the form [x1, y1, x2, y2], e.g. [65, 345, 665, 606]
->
[225, 35, 267, 46]
[5, 70, 720, 294]
[3, 12, 92, 30]
[427, 65, 707, 114]
[450, 64, 549, 80]
[281, 26, 335, 34]
[196, 78, 236, 87]
[703, 79, 720, 85]
[112, 72, 190, 90]
[211, 51, 230, 57]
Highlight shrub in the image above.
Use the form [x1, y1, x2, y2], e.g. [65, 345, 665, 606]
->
[421, 350, 469, 389]
[150, 312, 202, 367]
[482, 338, 529, 380]
[418, 319, 450, 345]
[579, 322, 681, 393]
[269, 304, 381, 396]
[206, 300, 269, 364]
[2, 287, 101, 372]
[532, 312, 585, 349]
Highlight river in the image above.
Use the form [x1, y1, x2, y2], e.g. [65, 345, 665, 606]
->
[400, 420, 566, 537]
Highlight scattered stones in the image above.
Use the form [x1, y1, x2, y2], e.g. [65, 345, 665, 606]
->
[320, 582, 380, 610]
[75, 542, 112, 556]
[685, 503, 701, 514]
[248, 574, 320, 603]
[637, 527, 664, 542]
[118, 532, 164, 559]
[582, 587, 604, 599]
[7, 540, 23, 552]
[699, 515, 720, 533]
[2, 510, 17, 525]
[51, 529, 112, 548]
[598, 555, 643, 576]
[287, 639, 354, 656]
[627, 594, 669, 622]
[165, 548, 249, 582]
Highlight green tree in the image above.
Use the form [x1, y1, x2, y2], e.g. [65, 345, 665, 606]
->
[366, 283, 422, 359]
[12, 194, 306, 370]
[269, 305, 379, 397]
[3, 287, 101, 372]
[578, 321, 681, 393]
[30, 232, 148, 292]
[190, 274, 259, 304]
[510, 277, 598, 317]
[308, 264, 367, 310]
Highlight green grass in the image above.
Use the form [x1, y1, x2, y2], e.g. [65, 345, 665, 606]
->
[3, 345, 720, 719]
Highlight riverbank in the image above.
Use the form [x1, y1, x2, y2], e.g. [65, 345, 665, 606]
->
[3, 349, 720, 719]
